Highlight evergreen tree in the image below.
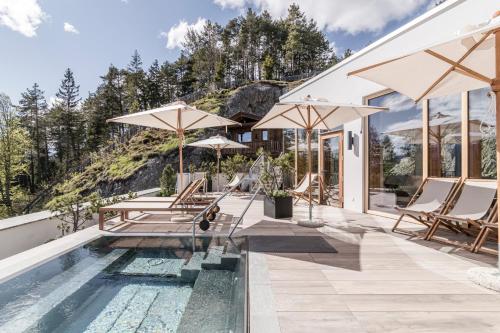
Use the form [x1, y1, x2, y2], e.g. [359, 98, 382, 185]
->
[146, 59, 162, 108]
[125, 50, 146, 113]
[18, 83, 49, 189]
[49, 68, 83, 172]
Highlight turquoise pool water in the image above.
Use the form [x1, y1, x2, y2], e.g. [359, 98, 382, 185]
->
[0, 236, 247, 333]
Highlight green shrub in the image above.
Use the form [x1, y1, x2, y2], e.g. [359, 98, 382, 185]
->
[160, 164, 176, 197]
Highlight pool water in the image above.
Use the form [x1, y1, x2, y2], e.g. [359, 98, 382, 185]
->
[0, 236, 247, 333]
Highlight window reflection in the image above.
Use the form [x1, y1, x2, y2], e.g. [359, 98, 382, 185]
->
[296, 129, 318, 183]
[368, 92, 423, 213]
[468, 87, 496, 179]
[428, 94, 461, 177]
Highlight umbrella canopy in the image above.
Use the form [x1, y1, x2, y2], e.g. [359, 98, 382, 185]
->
[107, 101, 239, 192]
[254, 96, 386, 131]
[349, 12, 500, 261]
[349, 17, 500, 103]
[252, 96, 386, 224]
[187, 134, 248, 153]
[187, 135, 248, 191]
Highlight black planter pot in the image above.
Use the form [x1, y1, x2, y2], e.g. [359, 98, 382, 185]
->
[264, 196, 293, 219]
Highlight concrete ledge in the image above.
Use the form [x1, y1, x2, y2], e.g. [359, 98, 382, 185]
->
[0, 187, 160, 260]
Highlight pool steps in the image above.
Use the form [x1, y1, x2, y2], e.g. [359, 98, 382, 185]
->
[177, 270, 235, 333]
[180, 245, 241, 282]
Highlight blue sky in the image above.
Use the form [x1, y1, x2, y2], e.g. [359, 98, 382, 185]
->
[0, 0, 434, 104]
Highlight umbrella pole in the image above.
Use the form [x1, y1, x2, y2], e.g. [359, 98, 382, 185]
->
[307, 128, 313, 221]
[494, 29, 500, 266]
[217, 147, 221, 192]
[178, 130, 184, 193]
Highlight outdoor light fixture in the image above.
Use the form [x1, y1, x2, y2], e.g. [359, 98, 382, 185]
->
[347, 131, 354, 150]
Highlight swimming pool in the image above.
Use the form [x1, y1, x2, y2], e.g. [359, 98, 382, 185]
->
[0, 236, 247, 333]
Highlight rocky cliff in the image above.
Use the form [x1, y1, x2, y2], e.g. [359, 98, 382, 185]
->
[54, 80, 297, 199]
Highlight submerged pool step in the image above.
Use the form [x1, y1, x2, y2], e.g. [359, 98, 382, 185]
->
[119, 257, 186, 277]
[180, 246, 241, 282]
[177, 270, 235, 333]
[84, 283, 192, 333]
[0, 249, 128, 333]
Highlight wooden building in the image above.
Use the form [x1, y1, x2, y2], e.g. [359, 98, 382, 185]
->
[223, 111, 283, 157]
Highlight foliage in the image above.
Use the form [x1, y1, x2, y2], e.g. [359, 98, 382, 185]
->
[88, 191, 137, 219]
[259, 151, 294, 198]
[45, 184, 92, 236]
[0, 94, 31, 216]
[159, 164, 176, 197]
[221, 153, 250, 180]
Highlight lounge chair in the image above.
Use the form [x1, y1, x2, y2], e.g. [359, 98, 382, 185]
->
[471, 201, 498, 254]
[223, 173, 244, 192]
[99, 178, 212, 230]
[425, 179, 497, 247]
[292, 173, 318, 205]
[391, 177, 460, 236]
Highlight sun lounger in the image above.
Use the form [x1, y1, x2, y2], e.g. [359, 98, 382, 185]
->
[99, 179, 212, 230]
[391, 177, 460, 236]
[425, 179, 497, 247]
[223, 173, 244, 192]
[292, 173, 318, 205]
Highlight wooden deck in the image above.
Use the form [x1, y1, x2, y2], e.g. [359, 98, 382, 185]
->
[102, 195, 500, 332]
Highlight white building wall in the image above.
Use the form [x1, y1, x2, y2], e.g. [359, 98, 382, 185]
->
[281, 0, 498, 212]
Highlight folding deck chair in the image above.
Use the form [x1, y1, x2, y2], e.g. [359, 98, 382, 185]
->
[391, 177, 460, 236]
[223, 173, 244, 192]
[471, 201, 498, 254]
[99, 178, 214, 229]
[292, 173, 318, 205]
[425, 179, 498, 249]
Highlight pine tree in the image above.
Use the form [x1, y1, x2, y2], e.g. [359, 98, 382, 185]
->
[18, 83, 49, 189]
[125, 50, 146, 113]
[49, 68, 83, 172]
[146, 59, 162, 108]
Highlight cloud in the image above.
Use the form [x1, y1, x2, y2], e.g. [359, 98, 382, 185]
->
[213, 0, 246, 9]
[160, 17, 206, 49]
[213, 0, 431, 34]
[63, 22, 79, 34]
[0, 0, 46, 37]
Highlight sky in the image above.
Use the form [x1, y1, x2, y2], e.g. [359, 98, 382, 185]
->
[0, 0, 437, 105]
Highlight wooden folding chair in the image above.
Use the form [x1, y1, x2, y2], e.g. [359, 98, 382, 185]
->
[425, 179, 498, 249]
[292, 173, 318, 205]
[391, 177, 461, 236]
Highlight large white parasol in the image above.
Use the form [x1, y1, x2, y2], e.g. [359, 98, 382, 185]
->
[107, 101, 239, 192]
[187, 134, 248, 191]
[349, 13, 500, 280]
[252, 95, 386, 226]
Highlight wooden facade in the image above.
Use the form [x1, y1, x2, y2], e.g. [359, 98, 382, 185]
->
[223, 112, 283, 157]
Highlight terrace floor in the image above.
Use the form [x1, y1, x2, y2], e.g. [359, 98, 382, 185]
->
[103, 194, 500, 332]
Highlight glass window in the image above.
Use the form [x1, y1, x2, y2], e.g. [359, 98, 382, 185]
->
[368, 92, 423, 214]
[468, 87, 495, 179]
[297, 129, 318, 182]
[428, 94, 461, 177]
[238, 132, 252, 143]
[262, 130, 269, 141]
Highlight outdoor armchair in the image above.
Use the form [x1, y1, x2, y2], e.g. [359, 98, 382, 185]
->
[425, 179, 498, 249]
[292, 173, 319, 205]
[391, 177, 461, 236]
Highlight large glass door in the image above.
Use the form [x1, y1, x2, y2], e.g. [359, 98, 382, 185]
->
[319, 132, 343, 207]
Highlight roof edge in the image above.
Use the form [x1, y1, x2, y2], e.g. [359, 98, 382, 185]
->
[280, 0, 466, 100]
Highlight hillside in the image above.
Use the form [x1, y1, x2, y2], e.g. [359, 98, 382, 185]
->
[50, 80, 297, 201]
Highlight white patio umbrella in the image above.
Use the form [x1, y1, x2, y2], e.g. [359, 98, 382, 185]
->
[187, 134, 248, 191]
[349, 13, 500, 276]
[107, 101, 239, 193]
[252, 95, 386, 226]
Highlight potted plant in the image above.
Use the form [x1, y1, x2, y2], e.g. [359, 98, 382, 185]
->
[260, 151, 294, 219]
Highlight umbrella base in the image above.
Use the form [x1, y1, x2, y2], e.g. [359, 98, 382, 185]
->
[468, 267, 500, 292]
[171, 214, 194, 222]
[296, 218, 325, 228]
